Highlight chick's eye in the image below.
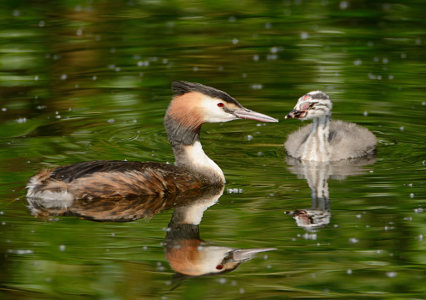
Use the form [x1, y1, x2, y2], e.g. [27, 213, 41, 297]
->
[217, 103, 224, 108]
[300, 103, 311, 110]
[216, 264, 223, 270]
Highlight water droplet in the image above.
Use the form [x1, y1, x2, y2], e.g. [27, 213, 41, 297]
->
[251, 84, 263, 90]
[76, 28, 83, 36]
[228, 16, 236, 22]
[239, 288, 245, 294]
[218, 278, 227, 284]
[232, 38, 239, 45]
[247, 135, 253, 141]
[12, 10, 21, 17]
[386, 271, 397, 278]
[413, 207, 423, 213]
[8, 249, 33, 255]
[349, 237, 359, 244]
[193, 66, 198, 72]
[339, 1, 349, 9]
[346, 269, 352, 275]
[60, 74, 67, 80]
[270, 47, 279, 54]
[2, 108, 7, 112]
[382, 58, 389, 64]
[16, 117, 27, 124]
[39, 20, 45, 27]
[400, 126, 404, 132]
[59, 245, 66, 251]
[300, 32, 309, 40]
[409, 193, 414, 198]
[303, 233, 317, 240]
[265, 22, 272, 29]
[353, 59, 362, 66]
[253, 54, 259, 62]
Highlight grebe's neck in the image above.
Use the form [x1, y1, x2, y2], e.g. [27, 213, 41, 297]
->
[164, 115, 225, 184]
[300, 115, 331, 161]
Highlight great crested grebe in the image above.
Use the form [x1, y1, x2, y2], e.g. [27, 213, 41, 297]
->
[284, 91, 376, 161]
[27, 81, 278, 201]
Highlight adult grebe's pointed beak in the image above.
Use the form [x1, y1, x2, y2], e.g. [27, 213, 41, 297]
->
[232, 108, 278, 123]
[231, 248, 277, 262]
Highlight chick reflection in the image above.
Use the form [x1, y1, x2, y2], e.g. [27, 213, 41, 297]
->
[164, 186, 275, 277]
[27, 185, 274, 277]
[285, 157, 375, 230]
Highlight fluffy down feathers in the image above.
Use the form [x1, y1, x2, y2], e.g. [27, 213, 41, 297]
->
[285, 120, 376, 161]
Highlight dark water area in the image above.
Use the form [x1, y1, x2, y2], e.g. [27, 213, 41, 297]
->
[0, 0, 425, 299]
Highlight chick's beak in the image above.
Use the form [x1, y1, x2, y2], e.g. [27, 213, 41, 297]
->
[232, 108, 278, 123]
[285, 109, 306, 119]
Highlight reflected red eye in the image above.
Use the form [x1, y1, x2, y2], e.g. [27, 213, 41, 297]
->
[217, 103, 224, 108]
[216, 264, 223, 270]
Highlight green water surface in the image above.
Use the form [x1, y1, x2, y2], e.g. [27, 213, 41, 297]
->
[0, 0, 425, 299]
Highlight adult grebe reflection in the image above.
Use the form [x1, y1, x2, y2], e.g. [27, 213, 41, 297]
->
[27, 185, 275, 276]
[285, 157, 375, 230]
[164, 186, 275, 277]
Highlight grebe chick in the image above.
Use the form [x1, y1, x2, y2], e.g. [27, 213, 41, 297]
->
[284, 91, 376, 162]
[27, 81, 278, 201]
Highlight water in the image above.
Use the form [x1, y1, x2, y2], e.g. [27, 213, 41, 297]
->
[1, 0, 425, 299]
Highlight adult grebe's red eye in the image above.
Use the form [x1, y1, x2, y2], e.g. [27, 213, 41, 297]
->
[216, 264, 223, 270]
[217, 103, 224, 107]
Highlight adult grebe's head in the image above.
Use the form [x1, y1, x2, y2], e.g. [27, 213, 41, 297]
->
[285, 91, 332, 120]
[167, 81, 278, 129]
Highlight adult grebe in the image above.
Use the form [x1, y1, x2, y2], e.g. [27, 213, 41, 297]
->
[284, 91, 376, 161]
[27, 81, 278, 201]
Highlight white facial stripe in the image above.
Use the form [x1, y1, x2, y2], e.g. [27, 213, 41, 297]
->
[198, 246, 233, 273]
[201, 96, 237, 123]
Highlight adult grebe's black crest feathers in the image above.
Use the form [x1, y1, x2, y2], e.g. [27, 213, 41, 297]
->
[172, 81, 241, 106]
